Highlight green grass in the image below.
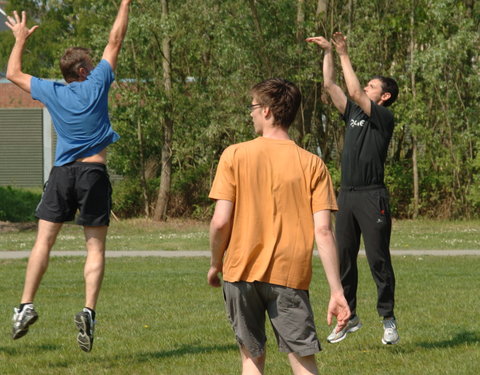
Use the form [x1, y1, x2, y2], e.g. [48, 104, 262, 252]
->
[0, 256, 479, 374]
[390, 219, 480, 249]
[0, 219, 209, 251]
[1, 218, 479, 251]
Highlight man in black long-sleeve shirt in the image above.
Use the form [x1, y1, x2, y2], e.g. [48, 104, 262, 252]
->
[307, 32, 400, 345]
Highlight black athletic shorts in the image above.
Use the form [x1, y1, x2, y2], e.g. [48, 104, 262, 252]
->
[36, 162, 112, 226]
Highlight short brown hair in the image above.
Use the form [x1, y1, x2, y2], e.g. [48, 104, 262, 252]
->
[372, 75, 399, 107]
[250, 78, 301, 128]
[60, 47, 93, 83]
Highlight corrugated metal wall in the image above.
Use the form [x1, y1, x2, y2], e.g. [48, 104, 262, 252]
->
[0, 108, 44, 187]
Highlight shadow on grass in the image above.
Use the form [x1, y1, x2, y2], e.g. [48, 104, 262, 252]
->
[0, 343, 61, 355]
[416, 330, 480, 349]
[133, 343, 238, 362]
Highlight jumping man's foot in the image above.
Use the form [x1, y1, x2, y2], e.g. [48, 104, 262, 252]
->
[382, 317, 400, 345]
[75, 308, 95, 352]
[12, 304, 38, 340]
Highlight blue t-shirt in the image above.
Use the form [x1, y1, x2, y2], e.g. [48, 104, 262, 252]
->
[31, 59, 120, 166]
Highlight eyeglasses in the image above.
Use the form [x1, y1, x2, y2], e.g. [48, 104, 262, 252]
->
[247, 103, 262, 111]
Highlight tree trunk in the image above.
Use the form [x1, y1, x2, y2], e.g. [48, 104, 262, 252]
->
[153, 0, 173, 221]
[296, 0, 305, 43]
[315, 0, 327, 33]
[410, 0, 419, 218]
[464, 0, 474, 17]
[129, 41, 150, 217]
[347, 0, 354, 34]
[247, 0, 272, 76]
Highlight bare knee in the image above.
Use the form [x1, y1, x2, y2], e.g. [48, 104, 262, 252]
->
[240, 346, 265, 375]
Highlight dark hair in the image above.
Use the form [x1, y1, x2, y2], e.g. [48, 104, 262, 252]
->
[60, 47, 93, 83]
[250, 78, 301, 128]
[372, 75, 399, 107]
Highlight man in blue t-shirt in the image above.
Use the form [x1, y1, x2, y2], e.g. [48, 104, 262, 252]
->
[307, 32, 400, 346]
[5, 0, 133, 352]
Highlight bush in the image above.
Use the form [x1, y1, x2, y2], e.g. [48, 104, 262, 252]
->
[111, 177, 158, 218]
[385, 160, 413, 218]
[0, 186, 41, 222]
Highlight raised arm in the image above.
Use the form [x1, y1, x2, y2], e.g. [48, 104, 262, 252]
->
[313, 210, 351, 331]
[207, 200, 233, 287]
[306, 36, 347, 114]
[332, 32, 372, 116]
[102, 0, 132, 71]
[5, 11, 39, 93]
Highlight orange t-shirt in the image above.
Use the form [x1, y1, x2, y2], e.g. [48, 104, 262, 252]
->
[209, 137, 338, 290]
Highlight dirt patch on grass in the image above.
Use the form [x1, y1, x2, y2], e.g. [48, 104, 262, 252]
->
[0, 221, 36, 233]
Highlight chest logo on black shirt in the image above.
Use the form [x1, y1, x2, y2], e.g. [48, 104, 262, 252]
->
[349, 119, 366, 128]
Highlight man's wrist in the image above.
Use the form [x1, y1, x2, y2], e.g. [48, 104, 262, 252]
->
[210, 259, 223, 269]
[14, 38, 27, 46]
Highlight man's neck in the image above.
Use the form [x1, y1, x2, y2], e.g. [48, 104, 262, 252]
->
[261, 124, 290, 140]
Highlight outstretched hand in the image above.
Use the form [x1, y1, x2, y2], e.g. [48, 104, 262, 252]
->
[332, 32, 348, 55]
[327, 292, 351, 332]
[305, 36, 332, 51]
[5, 10, 38, 42]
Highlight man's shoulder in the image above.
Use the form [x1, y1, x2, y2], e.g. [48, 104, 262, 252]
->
[295, 144, 320, 159]
[31, 77, 67, 99]
[293, 145, 326, 170]
[31, 77, 65, 87]
[223, 138, 257, 152]
[372, 100, 393, 115]
[370, 101, 395, 129]
[86, 60, 115, 85]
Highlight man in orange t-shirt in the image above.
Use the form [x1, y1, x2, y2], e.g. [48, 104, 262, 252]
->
[208, 78, 350, 375]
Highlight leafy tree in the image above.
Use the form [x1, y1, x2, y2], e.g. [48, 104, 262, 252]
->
[1, 0, 478, 219]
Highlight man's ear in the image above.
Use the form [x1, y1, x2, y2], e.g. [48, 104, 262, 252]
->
[78, 67, 89, 81]
[263, 106, 272, 120]
[380, 92, 391, 104]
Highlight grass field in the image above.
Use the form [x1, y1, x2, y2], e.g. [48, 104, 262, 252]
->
[0, 218, 479, 251]
[0, 256, 479, 374]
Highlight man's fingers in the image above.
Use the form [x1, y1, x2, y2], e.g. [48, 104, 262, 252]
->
[21, 10, 27, 25]
[327, 312, 332, 326]
[29, 25, 39, 35]
[14, 10, 20, 23]
[209, 276, 221, 287]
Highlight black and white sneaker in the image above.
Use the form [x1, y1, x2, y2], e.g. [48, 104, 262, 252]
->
[12, 304, 38, 339]
[75, 309, 95, 352]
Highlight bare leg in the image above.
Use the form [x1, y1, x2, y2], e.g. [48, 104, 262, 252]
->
[240, 345, 266, 375]
[83, 225, 108, 310]
[21, 220, 63, 303]
[288, 353, 318, 375]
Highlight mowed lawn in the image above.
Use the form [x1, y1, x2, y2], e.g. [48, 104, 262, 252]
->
[0, 256, 479, 374]
[0, 218, 479, 251]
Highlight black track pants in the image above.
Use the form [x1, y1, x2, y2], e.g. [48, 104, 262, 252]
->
[335, 186, 395, 318]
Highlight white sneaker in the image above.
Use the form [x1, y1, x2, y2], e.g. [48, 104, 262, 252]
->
[12, 304, 38, 340]
[327, 315, 362, 343]
[382, 318, 400, 345]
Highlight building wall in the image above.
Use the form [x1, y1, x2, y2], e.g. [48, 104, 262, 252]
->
[0, 83, 55, 187]
[0, 108, 44, 187]
[0, 81, 43, 108]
